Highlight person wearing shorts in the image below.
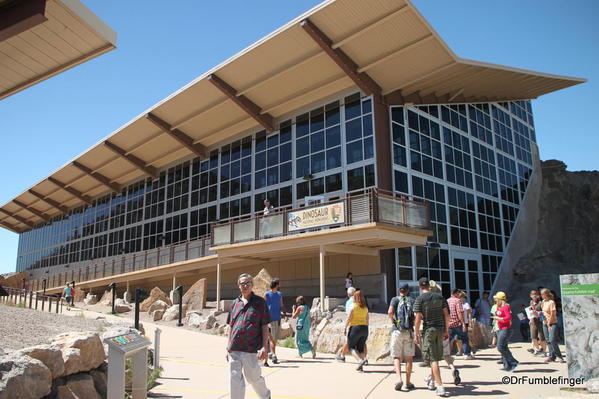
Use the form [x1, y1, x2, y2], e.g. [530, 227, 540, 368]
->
[414, 277, 450, 397]
[264, 278, 287, 365]
[528, 290, 547, 355]
[388, 283, 415, 391]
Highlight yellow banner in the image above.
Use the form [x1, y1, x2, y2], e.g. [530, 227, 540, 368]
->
[288, 202, 345, 231]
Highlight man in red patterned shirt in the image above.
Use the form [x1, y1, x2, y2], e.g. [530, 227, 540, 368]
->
[447, 288, 474, 360]
[226, 273, 271, 399]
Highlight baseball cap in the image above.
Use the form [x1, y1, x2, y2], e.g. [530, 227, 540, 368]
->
[418, 277, 430, 287]
[399, 283, 410, 292]
[264, 199, 270, 203]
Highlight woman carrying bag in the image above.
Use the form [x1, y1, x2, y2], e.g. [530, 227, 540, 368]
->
[292, 296, 316, 358]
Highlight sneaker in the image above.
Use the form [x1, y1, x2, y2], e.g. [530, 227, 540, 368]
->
[272, 355, 278, 364]
[544, 357, 552, 364]
[264, 361, 270, 367]
[456, 352, 463, 356]
[268, 352, 274, 360]
[557, 357, 566, 363]
[510, 362, 519, 372]
[405, 383, 415, 391]
[395, 381, 403, 391]
[356, 358, 367, 372]
[466, 354, 475, 360]
[335, 354, 346, 362]
[436, 386, 448, 397]
[453, 369, 461, 385]
[527, 348, 535, 354]
[425, 375, 435, 390]
[363, 359, 369, 365]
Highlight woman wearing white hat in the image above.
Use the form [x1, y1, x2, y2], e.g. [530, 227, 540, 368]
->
[492, 291, 519, 372]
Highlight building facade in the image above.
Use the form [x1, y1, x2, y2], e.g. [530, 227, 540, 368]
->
[1, 0, 582, 303]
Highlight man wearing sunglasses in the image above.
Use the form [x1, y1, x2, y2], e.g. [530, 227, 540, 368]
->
[226, 273, 272, 399]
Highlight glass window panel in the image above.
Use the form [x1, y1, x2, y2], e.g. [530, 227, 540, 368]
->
[346, 141, 363, 164]
[255, 151, 266, 170]
[344, 93, 361, 120]
[255, 170, 266, 189]
[364, 137, 374, 159]
[296, 114, 309, 137]
[326, 126, 341, 148]
[362, 115, 373, 137]
[326, 147, 341, 170]
[325, 102, 340, 126]
[279, 162, 292, 182]
[296, 156, 310, 178]
[347, 167, 364, 191]
[311, 131, 325, 153]
[280, 143, 292, 163]
[310, 108, 324, 132]
[346, 118, 362, 142]
[311, 152, 325, 173]
[310, 177, 324, 195]
[296, 136, 309, 158]
[267, 148, 278, 167]
[297, 182, 309, 200]
[326, 173, 342, 192]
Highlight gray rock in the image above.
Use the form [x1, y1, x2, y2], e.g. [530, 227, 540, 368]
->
[89, 368, 107, 397]
[83, 294, 98, 305]
[16, 344, 65, 379]
[163, 305, 185, 322]
[148, 299, 168, 314]
[187, 312, 203, 328]
[65, 373, 101, 399]
[0, 353, 52, 399]
[152, 309, 165, 321]
[113, 298, 131, 313]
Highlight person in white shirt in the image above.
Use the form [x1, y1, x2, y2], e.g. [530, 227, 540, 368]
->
[263, 199, 274, 215]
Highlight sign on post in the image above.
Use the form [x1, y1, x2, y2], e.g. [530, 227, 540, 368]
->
[287, 202, 345, 232]
[560, 273, 599, 381]
[104, 331, 151, 399]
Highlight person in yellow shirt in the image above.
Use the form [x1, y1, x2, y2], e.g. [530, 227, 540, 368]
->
[344, 289, 369, 372]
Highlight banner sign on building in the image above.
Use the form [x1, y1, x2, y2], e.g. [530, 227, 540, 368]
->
[560, 273, 599, 380]
[288, 202, 345, 232]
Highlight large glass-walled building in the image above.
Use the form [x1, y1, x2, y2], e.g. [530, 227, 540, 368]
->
[1, 0, 583, 302]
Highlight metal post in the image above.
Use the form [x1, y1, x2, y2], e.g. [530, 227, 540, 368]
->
[110, 283, 116, 314]
[176, 285, 183, 327]
[41, 296, 45, 311]
[154, 328, 161, 369]
[35, 292, 39, 310]
[48, 297, 52, 313]
[319, 245, 325, 312]
[56, 296, 59, 313]
[29, 291, 33, 309]
[134, 288, 142, 331]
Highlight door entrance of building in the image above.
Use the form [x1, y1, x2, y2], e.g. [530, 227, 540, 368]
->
[451, 251, 481, 306]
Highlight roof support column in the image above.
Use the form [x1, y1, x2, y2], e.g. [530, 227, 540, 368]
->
[319, 245, 325, 312]
[216, 259, 222, 311]
[373, 96, 396, 302]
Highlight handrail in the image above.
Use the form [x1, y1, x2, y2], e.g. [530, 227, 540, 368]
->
[1, 286, 64, 313]
[210, 188, 431, 246]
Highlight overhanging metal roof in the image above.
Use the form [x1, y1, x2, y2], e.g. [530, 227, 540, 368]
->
[0, 0, 116, 100]
[0, 0, 585, 234]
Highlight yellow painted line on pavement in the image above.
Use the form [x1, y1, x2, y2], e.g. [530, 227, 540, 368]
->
[152, 386, 326, 399]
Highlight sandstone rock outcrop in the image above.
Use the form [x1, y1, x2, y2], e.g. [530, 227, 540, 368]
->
[53, 332, 105, 376]
[182, 278, 207, 310]
[16, 344, 65, 379]
[494, 160, 599, 306]
[140, 287, 172, 312]
[99, 290, 112, 306]
[0, 353, 52, 399]
[113, 298, 131, 313]
[252, 269, 272, 298]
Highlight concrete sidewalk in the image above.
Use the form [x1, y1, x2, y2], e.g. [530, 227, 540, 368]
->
[69, 308, 575, 398]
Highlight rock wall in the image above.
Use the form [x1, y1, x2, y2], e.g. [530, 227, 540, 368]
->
[494, 160, 599, 305]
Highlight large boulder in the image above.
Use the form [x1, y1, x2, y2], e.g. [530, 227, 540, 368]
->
[83, 293, 98, 306]
[0, 353, 52, 399]
[162, 305, 185, 322]
[16, 344, 65, 379]
[63, 373, 101, 399]
[182, 278, 207, 311]
[113, 298, 131, 313]
[152, 309, 165, 321]
[252, 269, 272, 298]
[140, 287, 172, 312]
[52, 332, 105, 376]
[148, 299, 168, 314]
[89, 368, 107, 398]
[99, 290, 112, 306]
[187, 312, 203, 328]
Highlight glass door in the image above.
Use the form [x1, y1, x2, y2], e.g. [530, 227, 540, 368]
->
[451, 251, 481, 305]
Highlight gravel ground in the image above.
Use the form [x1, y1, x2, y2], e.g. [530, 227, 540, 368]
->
[0, 302, 110, 351]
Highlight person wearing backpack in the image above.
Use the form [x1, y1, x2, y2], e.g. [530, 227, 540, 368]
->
[388, 283, 415, 391]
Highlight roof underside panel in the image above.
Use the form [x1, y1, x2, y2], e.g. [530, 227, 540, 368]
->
[0, 0, 585, 233]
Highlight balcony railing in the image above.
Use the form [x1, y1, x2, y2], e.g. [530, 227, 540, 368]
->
[211, 188, 431, 246]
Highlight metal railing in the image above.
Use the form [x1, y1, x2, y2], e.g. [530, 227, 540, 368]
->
[0, 286, 64, 314]
[211, 188, 431, 246]
[32, 235, 214, 292]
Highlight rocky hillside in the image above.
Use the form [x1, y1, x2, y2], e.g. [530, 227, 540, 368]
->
[496, 160, 599, 304]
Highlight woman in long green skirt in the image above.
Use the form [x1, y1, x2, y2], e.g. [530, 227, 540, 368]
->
[292, 296, 316, 358]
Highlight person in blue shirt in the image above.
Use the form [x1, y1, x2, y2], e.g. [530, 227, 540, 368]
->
[264, 278, 287, 364]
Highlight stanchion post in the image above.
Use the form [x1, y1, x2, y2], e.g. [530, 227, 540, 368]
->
[176, 285, 183, 327]
[48, 297, 52, 313]
[29, 291, 33, 308]
[56, 297, 59, 313]
[134, 288, 147, 331]
[41, 296, 45, 311]
[108, 282, 116, 314]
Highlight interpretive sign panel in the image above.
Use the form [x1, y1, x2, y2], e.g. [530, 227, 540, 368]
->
[104, 331, 150, 355]
[288, 202, 345, 232]
[560, 273, 599, 380]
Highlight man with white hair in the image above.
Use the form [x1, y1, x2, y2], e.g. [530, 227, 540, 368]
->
[226, 273, 272, 399]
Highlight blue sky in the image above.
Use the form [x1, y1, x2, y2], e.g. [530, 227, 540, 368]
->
[0, 0, 597, 274]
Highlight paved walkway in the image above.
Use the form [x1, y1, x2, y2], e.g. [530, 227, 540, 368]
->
[70, 308, 573, 398]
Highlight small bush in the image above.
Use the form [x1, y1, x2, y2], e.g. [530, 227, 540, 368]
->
[277, 336, 296, 349]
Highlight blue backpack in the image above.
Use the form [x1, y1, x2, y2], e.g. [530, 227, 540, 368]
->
[395, 296, 414, 330]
